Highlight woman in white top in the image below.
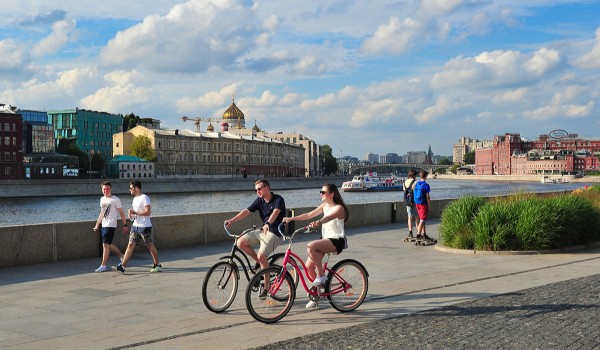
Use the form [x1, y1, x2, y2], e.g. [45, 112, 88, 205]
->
[283, 183, 349, 290]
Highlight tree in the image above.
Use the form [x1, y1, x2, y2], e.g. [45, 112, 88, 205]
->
[321, 144, 338, 176]
[439, 157, 452, 165]
[449, 163, 461, 174]
[463, 151, 475, 165]
[56, 138, 87, 173]
[130, 135, 158, 161]
[123, 113, 141, 132]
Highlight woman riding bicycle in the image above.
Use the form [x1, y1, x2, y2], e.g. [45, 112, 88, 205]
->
[283, 183, 349, 308]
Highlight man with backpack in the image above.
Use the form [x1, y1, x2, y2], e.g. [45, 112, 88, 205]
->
[402, 169, 420, 238]
[414, 170, 432, 241]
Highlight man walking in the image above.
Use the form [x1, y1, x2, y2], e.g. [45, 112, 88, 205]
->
[115, 180, 162, 274]
[93, 181, 126, 272]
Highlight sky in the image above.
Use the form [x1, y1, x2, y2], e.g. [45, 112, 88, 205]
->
[2, 0, 600, 159]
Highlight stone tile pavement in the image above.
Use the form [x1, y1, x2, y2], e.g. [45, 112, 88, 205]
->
[1, 220, 600, 349]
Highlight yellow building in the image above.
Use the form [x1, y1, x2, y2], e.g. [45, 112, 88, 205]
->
[219, 100, 322, 177]
[113, 123, 305, 178]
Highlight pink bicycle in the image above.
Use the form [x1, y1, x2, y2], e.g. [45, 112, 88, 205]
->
[245, 223, 369, 323]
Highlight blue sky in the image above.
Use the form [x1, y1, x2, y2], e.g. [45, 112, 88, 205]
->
[1, 0, 600, 159]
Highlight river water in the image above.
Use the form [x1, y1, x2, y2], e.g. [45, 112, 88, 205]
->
[0, 179, 588, 227]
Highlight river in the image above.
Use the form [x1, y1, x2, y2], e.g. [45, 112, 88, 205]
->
[0, 179, 588, 227]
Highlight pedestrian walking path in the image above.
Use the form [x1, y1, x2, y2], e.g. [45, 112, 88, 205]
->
[1, 220, 600, 349]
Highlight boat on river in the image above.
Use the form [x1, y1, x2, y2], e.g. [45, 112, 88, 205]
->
[341, 172, 403, 192]
[541, 175, 569, 184]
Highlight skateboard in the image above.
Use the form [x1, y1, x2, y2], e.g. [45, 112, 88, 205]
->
[402, 236, 437, 246]
[414, 239, 437, 246]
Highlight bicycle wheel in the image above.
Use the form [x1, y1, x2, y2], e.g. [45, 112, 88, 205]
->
[202, 261, 239, 313]
[245, 267, 295, 323]
[325, 259, 368, 312]
[269, 253, 299, 289]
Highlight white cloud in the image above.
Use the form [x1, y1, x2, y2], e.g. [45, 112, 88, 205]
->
[575, 27, 600, 69]
[80, 70, 150, 112]
[176, 83, 241, 113]
[100, 0, 263, 73]
[492, 88, 528, 105]
[32, 19, 77, 58]
[432, 48, 564, 89]
[0, 40, 27, 74]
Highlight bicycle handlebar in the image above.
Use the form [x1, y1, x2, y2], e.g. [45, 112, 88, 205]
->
[223, 223, 256, 238]
[277, 222, 317, 241]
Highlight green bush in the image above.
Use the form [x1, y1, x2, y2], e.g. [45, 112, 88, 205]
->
[439, 188, 600, 251]
[439, 196, 487, 249]
[472, 200, 517, 250]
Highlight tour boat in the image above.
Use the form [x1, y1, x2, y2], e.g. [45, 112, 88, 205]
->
[341, 172, 403, 192]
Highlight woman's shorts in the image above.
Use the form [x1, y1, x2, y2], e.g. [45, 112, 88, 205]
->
[328, 237, 347, 255]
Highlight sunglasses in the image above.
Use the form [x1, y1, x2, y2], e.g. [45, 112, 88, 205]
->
[255, 185, 267, 192]
[319, 191, 329, 195]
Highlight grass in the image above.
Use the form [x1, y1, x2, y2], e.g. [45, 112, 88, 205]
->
[440, 184, 600, 251]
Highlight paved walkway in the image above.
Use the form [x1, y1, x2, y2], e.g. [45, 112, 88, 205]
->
[1, 220, 600, 349]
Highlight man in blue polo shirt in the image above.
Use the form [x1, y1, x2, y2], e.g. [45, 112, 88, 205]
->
[225, 179, 286, 272]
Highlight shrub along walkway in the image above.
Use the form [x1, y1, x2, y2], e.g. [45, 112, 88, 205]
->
[1, 220, 600, 349]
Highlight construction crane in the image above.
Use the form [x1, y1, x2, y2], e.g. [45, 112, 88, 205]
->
[181, 116, 224, 133]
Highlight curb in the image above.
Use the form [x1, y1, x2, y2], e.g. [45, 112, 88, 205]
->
[434, 242, 600, 255]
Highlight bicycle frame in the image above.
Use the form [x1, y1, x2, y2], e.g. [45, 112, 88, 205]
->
[221, 225, 258, 281]
[270, 225, 354, 298]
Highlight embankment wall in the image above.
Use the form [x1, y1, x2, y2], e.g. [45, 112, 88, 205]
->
[0, 199, 454, 269]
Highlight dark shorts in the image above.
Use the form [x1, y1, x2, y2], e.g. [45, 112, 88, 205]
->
[100, 227, 116, 244]
[328, 237, 347, 255]
[129, 226, 153, 246]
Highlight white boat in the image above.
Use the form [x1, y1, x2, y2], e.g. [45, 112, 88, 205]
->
[541, 175, 569, 184]
[341, 172, 403, 192]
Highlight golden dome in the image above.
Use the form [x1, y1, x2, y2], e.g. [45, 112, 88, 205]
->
[207, 122, 214, 132]
[222, 99, 245, 121]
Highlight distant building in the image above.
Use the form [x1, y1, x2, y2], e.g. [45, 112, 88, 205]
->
[23, 153, 80, 179]
[48, 108, 123, 162]
[475, 132, 600, 175]
[379, 153, 400, 164]
[453, 136, 492, 164]
[0, 104, 23, 179]
[107, 155, 154, 179]
[365, 153, 379, 163]
[218, 99, 321, 177]
[406, 151, 426, 164]
[19, 109, 54, 153]
[113, 124, 305, 178]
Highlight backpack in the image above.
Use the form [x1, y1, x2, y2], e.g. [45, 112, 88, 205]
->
[403, 179, 416, 207]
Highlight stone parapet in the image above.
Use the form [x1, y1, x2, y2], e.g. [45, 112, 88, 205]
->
[0, 199, 450, 269]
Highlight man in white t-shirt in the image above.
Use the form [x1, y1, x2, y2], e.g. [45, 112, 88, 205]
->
[93, 182, 126, 272]
[115, 180, 162, 274]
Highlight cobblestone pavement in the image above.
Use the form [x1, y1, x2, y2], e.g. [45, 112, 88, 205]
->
[253, 274, 600, 350]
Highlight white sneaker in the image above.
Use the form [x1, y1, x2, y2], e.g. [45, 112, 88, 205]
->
[306, 300, 319, 309]
[310, 275, 327, 288]
[95, 265, 109, 272]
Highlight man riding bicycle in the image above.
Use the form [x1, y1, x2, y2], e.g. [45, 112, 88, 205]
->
[224, 180, 286, 279]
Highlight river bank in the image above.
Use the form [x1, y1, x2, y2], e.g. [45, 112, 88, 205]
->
[0, 174, 596, 198]
[435, 174, 600, 183]
[0, 176, 347, 198]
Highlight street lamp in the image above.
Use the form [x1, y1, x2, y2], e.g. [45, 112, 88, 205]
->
[87, 150, 93, 179]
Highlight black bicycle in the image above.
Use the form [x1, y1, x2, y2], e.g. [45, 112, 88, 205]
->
[202, 224, 299, 313]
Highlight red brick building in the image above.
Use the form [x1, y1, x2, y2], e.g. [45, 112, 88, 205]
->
[0, 105, 23, 179]
[475, 132, 599, 175]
